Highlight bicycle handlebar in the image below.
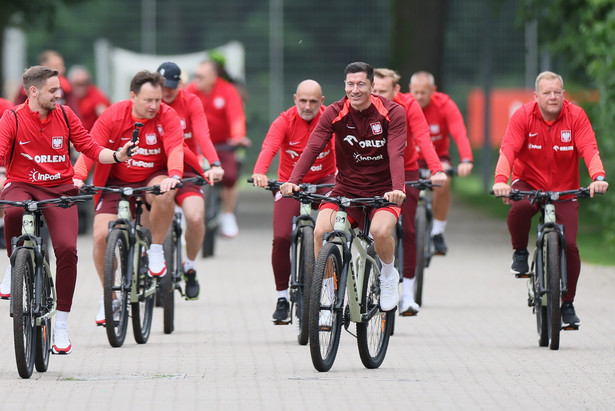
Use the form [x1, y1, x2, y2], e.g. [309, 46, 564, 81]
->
[0, 194, 93, 211]
[405, 179, 439, 190]
[292, 191, 396, 209]
[491, 187, 593, 203]
[247, 178, 335, 194]
[81, 184, 164, 197]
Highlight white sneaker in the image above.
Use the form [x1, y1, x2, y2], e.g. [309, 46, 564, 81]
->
[379, 270, 400, 312]
[400, 295, 420, 316]
[319, 310, 332, 330]
[52, 326, 72, 355]
[147, 248, 167, 277]
[0, 265, 11, 299]
[95, 297, 121, 326]
[220, 213, 239, 238]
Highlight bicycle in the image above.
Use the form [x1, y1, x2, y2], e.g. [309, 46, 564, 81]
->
[0, 194, 92, 379]
[248, 178, 333, 345]
[160, 176, 208, 334]
[82, 184, 164, 347]
[294, 191, 396, 372]
[493, 188, 592, 350]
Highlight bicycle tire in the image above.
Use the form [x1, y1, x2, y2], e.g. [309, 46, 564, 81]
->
[12, 248, 36, 378]
[309, 242, 344, 372]
[295, 225, 314, 346]
[104, 228, 130, 347]
[161, 226, 177, 334]
[202, 184, 220, 258]
[357, 245, 393, 369]
[132, 228, 154, 344]
[532, 249, 549, 347]
[34, 262, 52, 372]
[414, 204, 428, 306]
[545, 232, 561, 350]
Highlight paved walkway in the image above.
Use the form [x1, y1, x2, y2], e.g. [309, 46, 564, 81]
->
[0, 190, 614, 410]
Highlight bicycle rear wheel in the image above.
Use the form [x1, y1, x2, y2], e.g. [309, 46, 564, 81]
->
[34, 262, 52, 373]
[545, 232, 561, 350]
[414, 204, 428, 306]
[103, 229, 130, 348]
[294, 225, 314, 346]
[309, 242, 344, 372]
[132, 228, 154, 344]
[357, 245, 393, 369]
[12, 248, 36, 378]
[161, 226, 177, 334]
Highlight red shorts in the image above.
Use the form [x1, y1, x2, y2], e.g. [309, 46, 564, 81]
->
[94, 170, 168, 216]
[176, 170, 204, 206]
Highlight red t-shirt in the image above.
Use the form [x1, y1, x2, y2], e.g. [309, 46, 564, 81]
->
[185, 77, 246, 144]
[407, 91, 473, 162]
[0, 102, 103, 186]
[166, 89, 219, 163]
[73, 100, 184, 185]
[253, 105, 335, 183]
[0, 98, 13, 115]
[495, 100, 605, 190]
[289, 95, 406, 197]
[78, 85, 111, 131]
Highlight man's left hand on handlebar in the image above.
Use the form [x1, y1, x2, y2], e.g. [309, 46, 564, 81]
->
[205, 166, 225, 184]
[589, 180, 609, 197]
[457, 162, 473, 177]
[384, 189, 406, 206]
[280, 182, 299, 197]
[430, 170, 448, 187]
[251, 173, 269, 188]
[159, 177, 181, 192]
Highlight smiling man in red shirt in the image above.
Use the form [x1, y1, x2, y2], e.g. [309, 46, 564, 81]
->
[492, 71, 608, 328]
[0, 65, 134, 353]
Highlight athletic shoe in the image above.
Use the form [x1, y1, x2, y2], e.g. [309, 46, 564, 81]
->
[561, 301, 581, 327]
[319, 310, 332, 330]
[220, 213, 239, 238]
[183, 268, 200, 300]
[399, 295, 420, 316]
[432, 233, 448, 255]
[379, 270, 399, 312]
[272, 297, 290, 324]
[0, 265, 11, 300]
[52, 326, 72, 355]
[95, 297, 121, 326]
[147, 248, 167, 277]
[510, 248, 529, 275]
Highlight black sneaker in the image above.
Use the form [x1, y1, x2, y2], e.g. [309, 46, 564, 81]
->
[272, 297, 290, 324]
[183, 268, 200, 300]
[561, 301, 580, 327]
[432, 234, 448, 255]
[510, 248, 529, 274]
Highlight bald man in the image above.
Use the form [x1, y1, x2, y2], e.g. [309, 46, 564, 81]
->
[252, 80, 336, 324]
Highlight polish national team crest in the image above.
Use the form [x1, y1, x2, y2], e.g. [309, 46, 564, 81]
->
[370, 122, 383, 135]
[561, 130, 571, 143]
[180, 119, 186, 130]
[157, 125, 164, 135]
[145, 133, 157, 145]
[430, 124, 440, 134]
[51, 136, 63, 149]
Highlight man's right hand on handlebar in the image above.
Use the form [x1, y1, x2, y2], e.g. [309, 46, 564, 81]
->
[492, 182, 512, 204]
[280, 182, 299, 197]
[251, 173, 269, 189]
[430, 170, 448, 187]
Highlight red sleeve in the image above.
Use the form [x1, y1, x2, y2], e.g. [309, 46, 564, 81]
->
[161, 107, 185, 178]
[408, 100, 442, 174]
[0, 108, 17, 166]
[495, 106, 528, 183]
[187, 94, 219, 163]
[387, 104, 408, 192]
[441, 96, 473, 162]
[253, 112, 288, 175]
[65, 106, 104, 160]
[74, 105, 116, 180]
[224, 84, 246, 140]
[573, 107, 605, 180]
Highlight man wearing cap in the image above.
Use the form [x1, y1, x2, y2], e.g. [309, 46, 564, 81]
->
[156, 61, 224, 299]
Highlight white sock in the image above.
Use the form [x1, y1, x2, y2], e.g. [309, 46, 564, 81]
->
[56, 310, 69, 328]
[149, 244, 163, 253]
[183, 258, 196, 271]
[402, 277, 415, 298]
[380, 257, 396, 278]
[432, 219, 447, 236]
[277, 289, 289, 301]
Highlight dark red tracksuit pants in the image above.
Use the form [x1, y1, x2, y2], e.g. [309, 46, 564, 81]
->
[400, 169, 420, 279]
[2, 183, 79, 312]
[271, 175, 335, 291]
[508, 180, 580, 302]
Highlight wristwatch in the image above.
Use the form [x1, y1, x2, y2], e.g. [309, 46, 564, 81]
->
[211, 161, 222, 167]
[594, 175, 606, 182]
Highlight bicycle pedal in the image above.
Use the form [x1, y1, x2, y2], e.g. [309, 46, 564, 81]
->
[399, 310, 417, 317]
[515, 272, 531, 278]
[272, 319, 291, 325]
[561, 324, 579, 331]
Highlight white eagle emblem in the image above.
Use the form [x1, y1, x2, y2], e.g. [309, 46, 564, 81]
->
[561, 130, 571, 143]
[52, 136, 63, 149]
[370, 122, 383, 135]
[146, 133, 157, 145]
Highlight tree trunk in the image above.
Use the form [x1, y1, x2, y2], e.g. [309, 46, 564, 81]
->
[390, 0, 447, 91]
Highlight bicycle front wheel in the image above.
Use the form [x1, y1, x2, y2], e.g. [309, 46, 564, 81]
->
[161, 227, 177, 334]
[545, 232, 561, 350]
[12, 248, 36, 378]
[357, 245, 393, 369]
[35, 263, 52, 373]
[104, 229, 130, 347]
[132, 229, 154, 344]
[294, 225, 314, 346]
[309, 242, 344, 372]
[414, 204, 428, 306]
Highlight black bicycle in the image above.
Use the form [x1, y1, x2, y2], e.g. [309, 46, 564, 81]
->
[493, 188, 593, 350]
[160, 176, 208, 334]
[0, 195, 91, 378]
[248, 178, 333, 345]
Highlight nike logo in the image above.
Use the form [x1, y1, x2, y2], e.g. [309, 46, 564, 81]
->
[529, 132, 538, 137]
[108, 139, 115, 143]
[19, 141, 31, 145]
[120, 137, 131, 141]
[346, 124, 356, 129]
[289, 141, 300, 146]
